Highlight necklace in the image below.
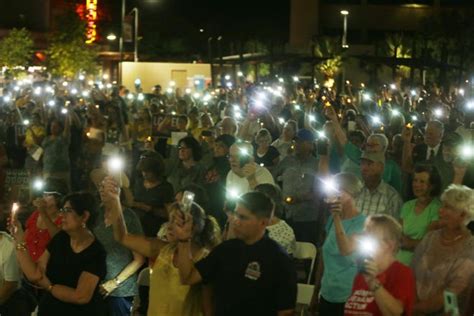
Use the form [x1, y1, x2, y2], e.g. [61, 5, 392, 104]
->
[441, 231, 465, 244]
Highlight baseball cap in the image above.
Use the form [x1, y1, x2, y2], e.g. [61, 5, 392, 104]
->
[296, 129, 315, 142]
[361, 151, 385, 164]
[43, 177, 69, 196]
[215, 134, 236, 148]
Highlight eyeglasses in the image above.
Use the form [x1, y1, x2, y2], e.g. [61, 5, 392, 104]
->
[59, 207, 74, 213]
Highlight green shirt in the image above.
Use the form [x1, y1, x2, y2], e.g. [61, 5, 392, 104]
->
[321, 214, 366, 303]
[396, 198, 441, 265]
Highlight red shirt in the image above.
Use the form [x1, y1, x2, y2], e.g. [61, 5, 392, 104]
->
[344, 261, 415, 316]
[25, 210, 63, 262]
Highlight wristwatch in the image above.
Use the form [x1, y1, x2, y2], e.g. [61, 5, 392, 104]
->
[370, 280, 382, 293]
[114, 277, 121, 286]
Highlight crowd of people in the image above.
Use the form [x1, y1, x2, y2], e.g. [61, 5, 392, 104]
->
[0, 74, 473, 315]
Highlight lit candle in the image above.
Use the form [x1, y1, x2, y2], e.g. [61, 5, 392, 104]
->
[11, 203, 19, 218]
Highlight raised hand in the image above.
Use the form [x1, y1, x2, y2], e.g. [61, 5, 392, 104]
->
[171, 210, 193, 242]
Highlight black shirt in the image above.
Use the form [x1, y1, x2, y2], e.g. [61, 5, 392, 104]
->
[132, 180, 174, 237]
[254, 146, 280, 168]
[195, 235, 297, 316]
[39, 231, 106, 316]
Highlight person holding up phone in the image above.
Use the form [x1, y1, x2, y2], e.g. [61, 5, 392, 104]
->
[309, 173, 366, 316]
[225, 141, 275, 200]
[102, 176, 221, 316]
[344, 214, 415, 316]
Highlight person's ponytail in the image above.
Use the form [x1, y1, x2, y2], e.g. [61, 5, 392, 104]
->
[199, 215, 221, 249]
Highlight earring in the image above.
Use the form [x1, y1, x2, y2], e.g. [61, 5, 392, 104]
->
[82, 222, 86, 228]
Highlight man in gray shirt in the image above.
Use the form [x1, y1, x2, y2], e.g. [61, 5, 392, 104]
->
[273, 129, 321, 245]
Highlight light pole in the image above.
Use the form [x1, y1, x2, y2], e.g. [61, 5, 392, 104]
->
[217, 36, 223, 82]
[119, 0, 126, 62]
[340, 10, 349, 49]
[118, 0, 126, 84]
[208, 37, 214, 86]
[129, 7, 139, 62]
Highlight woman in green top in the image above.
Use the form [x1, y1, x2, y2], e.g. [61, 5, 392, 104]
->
[397, 164, 442, 265]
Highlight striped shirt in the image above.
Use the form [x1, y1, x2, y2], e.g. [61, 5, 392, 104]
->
[356, 181, 403, 218]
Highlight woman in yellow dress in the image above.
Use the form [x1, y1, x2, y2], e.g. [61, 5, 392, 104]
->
[102, 177, 221, 316]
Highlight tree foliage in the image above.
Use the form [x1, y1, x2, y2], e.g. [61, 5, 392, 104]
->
[46, 10, 98, 78]
[313, 37, 343, 79]
[0, 28, 34, 70]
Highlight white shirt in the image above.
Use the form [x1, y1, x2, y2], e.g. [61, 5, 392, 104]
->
[225, 165, 275, 199]
[267, 220, 296, 255]
[0, 232, 21, 289]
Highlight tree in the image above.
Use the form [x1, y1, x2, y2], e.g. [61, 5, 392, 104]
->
[47, 39, 99, 78]
[46, 10, 99, 78]
[382, 32, 413, 79]
[0, 28, 34, 74]
[313, 37, 343, 84]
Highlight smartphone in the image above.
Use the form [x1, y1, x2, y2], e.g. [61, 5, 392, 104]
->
[181, 191, 195, 213]
[348, 121, 356, 132]
[107, 156, 124, 187]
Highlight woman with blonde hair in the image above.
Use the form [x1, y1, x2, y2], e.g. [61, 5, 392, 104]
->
[254, 128, 280, 169]
[412, 184, 474, 315]
[102, 177, 221, 316]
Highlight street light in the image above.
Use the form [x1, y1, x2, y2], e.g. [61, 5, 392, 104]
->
[107, 34, 117, 41]
[340, 10, 349, 49]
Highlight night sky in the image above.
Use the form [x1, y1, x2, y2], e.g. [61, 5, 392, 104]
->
[104, 0, 290, 41]
[0, 0, 290, 58]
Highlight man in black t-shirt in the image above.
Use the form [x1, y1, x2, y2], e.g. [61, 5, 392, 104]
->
[174, 191, 297, 316]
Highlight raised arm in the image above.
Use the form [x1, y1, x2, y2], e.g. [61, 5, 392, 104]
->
[331, 209, 357, 256]
[401, 126, 415, 173]
[11, 216, 48, 284]
[102, 177, 166, 258]
[173, 212, 203, 285]
[324, 106, 348, 146]
[34, 198, 61, 238]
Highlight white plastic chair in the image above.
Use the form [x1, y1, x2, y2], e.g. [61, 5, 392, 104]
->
[293, 241, 317, 284]
[296, 283, 315, 316]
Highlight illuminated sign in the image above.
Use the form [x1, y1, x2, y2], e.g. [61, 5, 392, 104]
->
[85, 0, 98, 44]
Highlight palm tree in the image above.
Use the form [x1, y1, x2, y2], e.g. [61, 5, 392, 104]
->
[312, 36, 343, 86]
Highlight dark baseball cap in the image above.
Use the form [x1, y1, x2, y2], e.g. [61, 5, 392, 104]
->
[296, 129, 315, 142]
[43, 177, 69, 196]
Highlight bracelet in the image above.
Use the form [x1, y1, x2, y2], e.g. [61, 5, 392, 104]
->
[15, 242, 27, 251]
[370, 280, 382, 293]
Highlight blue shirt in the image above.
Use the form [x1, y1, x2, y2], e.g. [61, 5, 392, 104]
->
[320, 213, 366, 303]
[93, 207, 143, 297]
